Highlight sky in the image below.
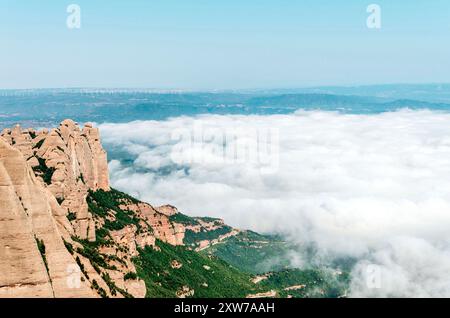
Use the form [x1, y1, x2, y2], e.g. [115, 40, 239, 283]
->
[1, 0, 450, 89]
[101, 109, 450, 297]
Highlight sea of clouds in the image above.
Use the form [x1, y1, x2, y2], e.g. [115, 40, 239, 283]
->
[99, 109, 450, 297]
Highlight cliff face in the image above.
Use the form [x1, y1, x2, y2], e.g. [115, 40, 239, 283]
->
[1, 119, 321, 299]
[0, 120, 186, 298]
[121, 202, 184, 246]
[1, 120, 110, 241]
[0, 138, 94, 297]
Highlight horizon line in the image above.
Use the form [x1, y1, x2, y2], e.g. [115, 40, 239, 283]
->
[1, 82, 450, 93]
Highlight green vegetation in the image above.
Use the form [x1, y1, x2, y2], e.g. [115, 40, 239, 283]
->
[32, 157, 55, 185]
[78, 173, 85, 184]
[71, 188, 348, 298]
[33, 138, 45, 149]
[134, 240, 261, 298]
[63, 240, 74, 255]
[184, 226, 233, 246]
[87, 188, 142, 231]
[29, 131, 37, 139]
[204, 231, 293, 274]
[259, 268, 349, 298]
[169, 213, 224, 227]
[95, 227, 112, 246]
[71, 189, 158, 298]
[169, 212, 200, 226]
[102, 272, 133, 298]
[72, 236, 114, 272]
[67, 211, 77, 221]
[124, 272, 138, 281]
[196, 216, 223, 223]
[169, 212, 235, 247]
[132, 238, 348, 298]
[91, 280, 107, 298]
[72, 234, 133, 297]
[35, 236, 49, 275]
[76, 256, 89, 280]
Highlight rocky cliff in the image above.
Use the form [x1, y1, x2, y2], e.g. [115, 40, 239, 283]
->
[0, 119, 348, 299]
[1, 120, 110, 241]
[0, 120, 186, 298]
[0, 137, 95, 297]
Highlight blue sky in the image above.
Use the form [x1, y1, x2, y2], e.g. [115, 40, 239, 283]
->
[1, 0, 450, 89]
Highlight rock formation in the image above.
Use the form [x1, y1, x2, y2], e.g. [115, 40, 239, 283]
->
[0, 120, 187, 298]
[156, 204, 179, 216]
[0, 138, 95, 297]
[1, 120, 110, 241]
[122, 201, 185, 246]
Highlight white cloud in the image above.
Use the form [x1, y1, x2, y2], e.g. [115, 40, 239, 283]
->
[99, 109, 450, 297]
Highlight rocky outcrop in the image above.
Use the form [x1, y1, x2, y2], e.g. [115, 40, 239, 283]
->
[195, 229, 240, 251]
[171, 260, 183, 269]
[156, 205, 178, 216]
[109, 225, 156, 257]
[0, 138, 94, 298]
[252, 274, 270, 284]
[186, 218, 226, 233]
[176, 286, 195, 298]
[284, 285, 306, 291]
[0, 119, 188, 298]
[1, 120, 110, 241]
[246, 290, 277, 298]
[0, 121, 140, 298]
[120, 201, 185, 246]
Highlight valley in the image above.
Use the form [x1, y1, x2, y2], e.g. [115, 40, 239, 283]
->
[0, 119, 347, 298]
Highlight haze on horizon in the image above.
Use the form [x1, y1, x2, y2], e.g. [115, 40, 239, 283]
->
[2, 0, 450, 90]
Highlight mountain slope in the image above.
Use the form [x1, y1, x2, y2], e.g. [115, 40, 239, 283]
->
[0, 137, 95, 297]
[0, 119, 348, 298]
[203, 231, 294, 274]
[134, 240, 259, 298]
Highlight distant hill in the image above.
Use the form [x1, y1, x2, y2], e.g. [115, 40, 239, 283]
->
[1, 88, 450, 129]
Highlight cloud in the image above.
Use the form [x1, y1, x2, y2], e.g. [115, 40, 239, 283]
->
[99, 109, 450, 297]
[350, 237, 450, 297]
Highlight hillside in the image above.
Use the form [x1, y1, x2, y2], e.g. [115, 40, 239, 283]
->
[202, 231, 294, 274]
[2, 89, 450, 130]
[0, 119, 348, 298]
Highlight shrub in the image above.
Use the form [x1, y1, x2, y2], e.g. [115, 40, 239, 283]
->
[64, 240, 74, 255]
[91, 280, 107, 298]
[33, 139, 45, 149]
[67, 211, 77, 221]
[35, 236, 49, 274]
[124, 272, 138, 281]
[32, 157, 55, 185]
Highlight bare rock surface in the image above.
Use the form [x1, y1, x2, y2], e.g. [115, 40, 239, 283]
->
[1, 120, 110, 241]
[0, 120, 190, 298]
[0, 138, 94, 298]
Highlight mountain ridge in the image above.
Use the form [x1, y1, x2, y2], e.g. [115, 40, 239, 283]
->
[0, 119, 348, 298]
[2, 91, 450, 130]
[0, 120, 189, 297]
